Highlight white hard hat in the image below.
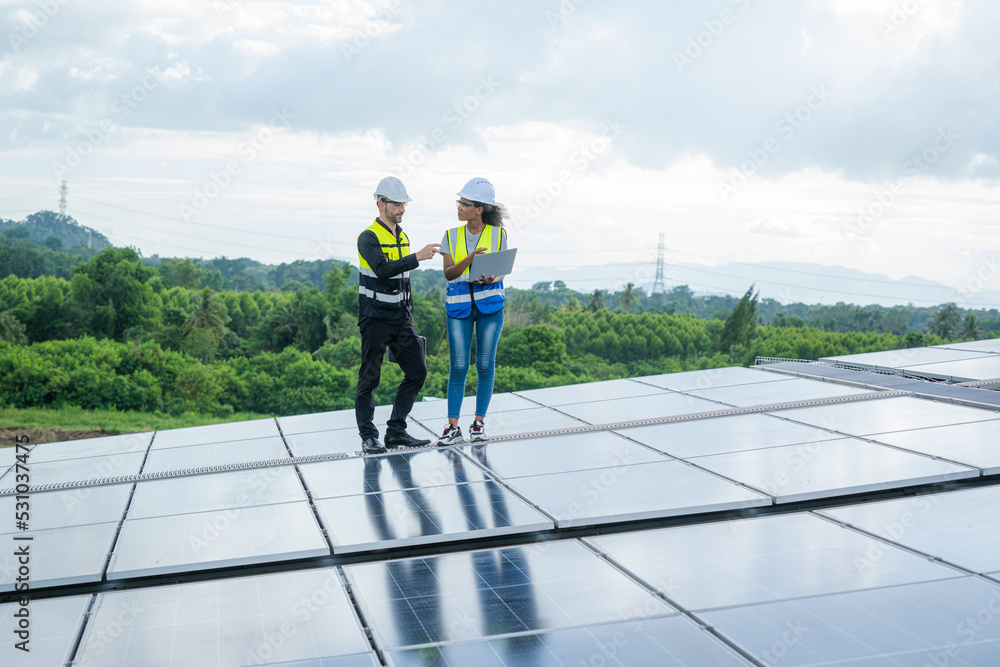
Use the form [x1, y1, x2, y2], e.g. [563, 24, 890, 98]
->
[456, 177, 495, 205]
[373, 176, 412, 203]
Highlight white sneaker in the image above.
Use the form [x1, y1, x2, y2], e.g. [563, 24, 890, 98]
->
[438, 423, 463, 445]
[469, 419, 486, 442]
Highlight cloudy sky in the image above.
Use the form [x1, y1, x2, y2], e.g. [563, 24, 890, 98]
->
[1, 0, 998, 303]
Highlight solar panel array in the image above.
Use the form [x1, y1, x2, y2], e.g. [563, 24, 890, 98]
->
[3, 341, 1000, 665]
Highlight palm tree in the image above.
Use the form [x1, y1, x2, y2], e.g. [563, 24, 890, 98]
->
[621, 282, 637, 312]
[182, 288, 231, 344]
[0, 302, 26, 345]
[960, 314, 981, 341]
[588, 289, 606, 312]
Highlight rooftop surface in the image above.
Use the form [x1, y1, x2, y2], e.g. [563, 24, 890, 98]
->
[2, 340, 1000, 666]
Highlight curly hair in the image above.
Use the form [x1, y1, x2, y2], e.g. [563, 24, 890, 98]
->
[477, 201, 508, 228]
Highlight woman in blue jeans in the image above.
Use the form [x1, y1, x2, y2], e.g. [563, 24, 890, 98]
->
[438, 177, 509, 444]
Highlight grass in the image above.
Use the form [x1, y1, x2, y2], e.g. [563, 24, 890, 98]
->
[0, 405, 273, 445]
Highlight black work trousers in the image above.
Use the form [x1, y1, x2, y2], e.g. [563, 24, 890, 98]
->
[355, 317, 427, 440]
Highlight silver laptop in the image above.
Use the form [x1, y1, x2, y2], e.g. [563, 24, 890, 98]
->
[469, 248, 517, 279]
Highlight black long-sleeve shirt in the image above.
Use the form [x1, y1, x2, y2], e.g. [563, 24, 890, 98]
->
[358, 220, 419, 322]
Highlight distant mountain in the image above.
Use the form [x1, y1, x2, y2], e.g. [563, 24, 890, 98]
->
[505, 261, 1000, 309]
[0, 211, 112, 250]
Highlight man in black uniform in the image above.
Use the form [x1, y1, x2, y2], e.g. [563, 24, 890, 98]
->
[356, 176, 441, 454]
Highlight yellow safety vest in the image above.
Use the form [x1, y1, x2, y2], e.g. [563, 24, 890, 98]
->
[445, 225, 505, 318]
[358, 219, 411, 319]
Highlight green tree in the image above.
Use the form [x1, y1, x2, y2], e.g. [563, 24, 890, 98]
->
[927, 303, 961, 340]
[961, 313, 981, 341]
[66, 247, 159, 340]
[182, 288, 231, 344]
[620, 282, 637, 312]
[719, 285, 759, 359]
[0, 301, 26, 344]
[588, 289, 606, 312]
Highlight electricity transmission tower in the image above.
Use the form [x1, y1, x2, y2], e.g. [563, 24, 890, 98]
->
[58, 181, 68, 217]
[651, 233, 667, 294]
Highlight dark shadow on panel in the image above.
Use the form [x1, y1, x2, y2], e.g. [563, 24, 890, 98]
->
[451, 445, 542, 665]
[363, 456, 444, 663]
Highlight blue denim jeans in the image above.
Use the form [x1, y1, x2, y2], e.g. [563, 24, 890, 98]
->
[446, 308, 504, 419]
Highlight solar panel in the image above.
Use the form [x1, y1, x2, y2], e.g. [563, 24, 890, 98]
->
[465, 431, 666, 479]
[0, 595, 90, 667]
[301, 449, 491, 500]
[700, 576, 1000, 666]
[868, 419, 1000, 473]
[107, 501, 328, 579]
[514, 378, 668, 406]
[687, 378, 873, 407]
[0, 484, 131, 532]
[283, 429, 366, 457]
[820, 346, 989, 368]
[898, 355, 1000, 382]
[0, 522, 119, 590]
[384, 615, 753, 666]
[406, 392, 537, 422]
[692, 437, 978, 502]
[278, 405, 394, 436]
[74, 568, 377, 666]
[316, 479, 553, 553]
[8, 338, 1000, 664]
[820, 485, 1000, 574]
[620, 413, 842, 458]
[556, 393, 721, 424]
[633, 366, 788, 392]
[141, 436, 289, 473]
[934, 338, 1000, 354]
[343, 540, 677, 650]
[502, 459, 770, 527]
[5, 453, 144, 488]
[589, 512, 961, 611]
[128, 467, 308, 520]
[413, 406, 583, 437]
[773, 395, 997, 436]
[25, 432, 152, 463]
[149, 418, 279, 448]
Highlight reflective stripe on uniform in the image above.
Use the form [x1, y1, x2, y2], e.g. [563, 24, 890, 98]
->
[445, 293, 473, 304]
[359, 286, 406, 303]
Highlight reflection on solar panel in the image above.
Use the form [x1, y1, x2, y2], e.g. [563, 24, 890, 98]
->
[3, 339, 1000, 665]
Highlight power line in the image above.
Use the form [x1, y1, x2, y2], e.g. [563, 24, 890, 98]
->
[72, 196, 353, 247]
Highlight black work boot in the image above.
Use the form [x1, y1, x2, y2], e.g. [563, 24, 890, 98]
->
[384, 430, 431, 448]
[361, 437, 387, 454]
